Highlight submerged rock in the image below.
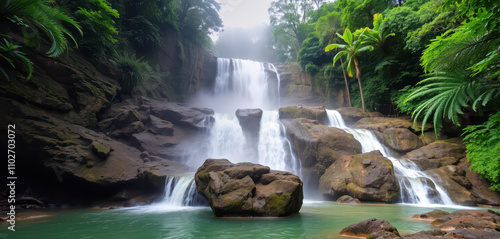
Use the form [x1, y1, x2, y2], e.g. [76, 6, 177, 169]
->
[195, 159, 303, 217]
[412, 209, 450, 221]
[319, 150, 399, 203]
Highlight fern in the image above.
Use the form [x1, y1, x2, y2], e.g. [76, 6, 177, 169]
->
[0, 39, 33, 80]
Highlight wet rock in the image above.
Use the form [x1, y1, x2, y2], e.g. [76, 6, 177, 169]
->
[319, 151, 399, 203]
[402, 139, 465, 161]
[337, 195, 361, 204]
[431, 210, 500, 231]
[195, 159, 303, 217]
[382, 128, 424, 153]
[235, 108, 263, 159]
[425, 167, 476, 206]
[90, 141, 111, 159]
[339, 218, 400, 238]
[109, 121, 146, 138]
[402, 229, 446, 238]
[138, 161, 193, 190]
[443, 229, 500, 239]
[412, 209, 450, 221]
[458, 158, 500, 206]
[281, 118, 361, 175]
[336, 107, 370, 126]
[274, 62, 319, 105]
[146, 115, 174, 136]
[279, 105, 328, 124]
[407, 158, 442, 171]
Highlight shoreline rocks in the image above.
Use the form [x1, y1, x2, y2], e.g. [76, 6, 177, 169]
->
[195, 159, 303, 217]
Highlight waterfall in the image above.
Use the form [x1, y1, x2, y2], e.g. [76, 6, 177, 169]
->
[326, 110, 454, 205]
[159, 173, 198, 208]
[163, 58, 301, 206]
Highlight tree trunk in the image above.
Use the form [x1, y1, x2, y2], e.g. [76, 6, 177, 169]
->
[354, 58, 366, 112]
[339, 57, 351, 107]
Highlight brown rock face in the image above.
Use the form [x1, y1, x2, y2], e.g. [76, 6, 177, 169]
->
[431, 210, 500, 231]
[458, 158, 500, 206]
[280, 118, 361, 175]
[274, 62, 319, 105]
[336, 107, 371, 126]
[382, 128, 424, 153]
[279, 106, 328, 125]
[339, 218, 401, 238]
[319, 151, 399, 203]
[402, 139, 465, 161]
[195, 159, 303, 217]
[425, 167, 476, 206]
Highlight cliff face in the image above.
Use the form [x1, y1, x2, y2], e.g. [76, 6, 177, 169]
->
[273, 62, 321, 106]
[0, 27, 217, 207]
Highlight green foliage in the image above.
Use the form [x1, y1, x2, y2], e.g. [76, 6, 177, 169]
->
[122, 15, 161, 47]
[340, 0, 392, 30]
[176, 0, 223, 49]
[407, 0, 500, 134]
[0, 0, 82, 57]
[74, 0, 119, 54]
[463, 112, 500, 191]
[0, 39, 33, 80]
[112, 52, 154, 95]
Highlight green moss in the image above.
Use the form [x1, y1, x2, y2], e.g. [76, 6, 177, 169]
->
[268, 193, 291, 216]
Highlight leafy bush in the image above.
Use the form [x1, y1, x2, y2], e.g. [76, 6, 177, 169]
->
[463, 112, 500, 191]
[305, 63, 320, 76]
[112, 52, 154, 95]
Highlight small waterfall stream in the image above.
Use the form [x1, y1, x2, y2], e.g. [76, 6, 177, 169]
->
[326, 110, 454, 205]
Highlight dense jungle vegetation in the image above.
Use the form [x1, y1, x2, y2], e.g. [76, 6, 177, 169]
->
[269, 0, 499, 190]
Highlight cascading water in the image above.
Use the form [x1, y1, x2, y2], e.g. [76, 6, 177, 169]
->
[163, 58, 301, 207]
[326, 110, 454, 205]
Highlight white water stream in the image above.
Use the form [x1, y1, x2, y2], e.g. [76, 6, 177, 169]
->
[326, 110, 454, 205]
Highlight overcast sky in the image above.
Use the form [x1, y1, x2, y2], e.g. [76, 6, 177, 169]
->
[217, 0, 275, 29]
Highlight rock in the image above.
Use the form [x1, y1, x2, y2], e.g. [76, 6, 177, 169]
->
[382, 128, 424, 153]
[420, 131, 448, 145]
[431, 210, 500, 231]
[459, 158, 500, 206]
[279, 106, 328, 125]
[339, 218, 400, 238]
[412, 209, 450, 221]
[235, 108, 263, 159]
[354, 117, 413, 132]
[319, 151, 399, 203]
[281, 118, 361, 175]
[402, 229, 446, 238]
[130, 132, 183, 156]
[425, 167, 476, 206]
[90, 141, 111, 159]
[274, 62, 319, 105]
[337, 195, 361, 204]
[336, 107, 370, 126]
[195, 159, 303, 217]
[402, 139, 465, 161]
[443, 229, 500, 239]
[138, 161, 193, 190]
[109, 121, 146, 138]
[148, 100, 214, 129]
[146, 115, 174, 136]
[406, 158, 442, 171]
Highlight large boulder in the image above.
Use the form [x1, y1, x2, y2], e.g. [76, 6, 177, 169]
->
[279, 105, 328, 125]
[458, 158, 500, 206]
[336, 107, 372, 126]
[195, 159, 303, 217]
[402, 138, 465, 161]
[319, 150, 399, 203]
[280, 118, 361, 175]
[412, 209, 450, 222]
[431, 210, 500, 231]
[339, 218, 401, 238]
[382, 128, 424, 153]
[274, 62, 319, 105]
[354, 117, 432, 133]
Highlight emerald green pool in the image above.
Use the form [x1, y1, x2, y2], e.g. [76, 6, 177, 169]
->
[1, 202, 484, 238]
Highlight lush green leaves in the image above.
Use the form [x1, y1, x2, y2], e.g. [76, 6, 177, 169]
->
[0, 39, 33, 80]
[463, 112, 500, 191]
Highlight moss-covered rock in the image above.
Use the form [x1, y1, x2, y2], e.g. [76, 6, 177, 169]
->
[91, 141, 111, 159]
[195, 159, 303, 217]
[279, 105, 328, 124]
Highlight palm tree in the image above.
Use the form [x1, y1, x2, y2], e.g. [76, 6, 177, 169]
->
[325, 29, 373, 112]
[359, 13, 395, 55]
